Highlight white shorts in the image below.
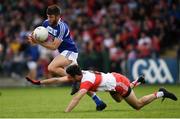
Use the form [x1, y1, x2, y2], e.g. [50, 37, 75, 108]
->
[27, 61, 37, 70]
[60, 50, 78, 66]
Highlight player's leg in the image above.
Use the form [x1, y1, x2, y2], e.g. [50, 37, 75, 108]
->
[109, 75, 145, 103]
[27, 61, 37, 79]
[87, 91, 107, 111]
[130, 75, 145, 89]
[49, 51, 80, 95]
[26, 76, 71, 85]
[124, 88, 177, 110]
[109, 91, 123, 103]
[110, 73, 129, 103]
[124, 89, 156, 110]
[48, 54, 72, 76]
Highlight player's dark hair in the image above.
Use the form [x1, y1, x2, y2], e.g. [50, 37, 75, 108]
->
[46, 5, 61, 15]
[66, 65, 82, 77]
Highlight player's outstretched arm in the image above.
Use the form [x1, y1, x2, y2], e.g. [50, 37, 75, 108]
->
[26, 76, 72, 85]
[65, 89, 87, 112]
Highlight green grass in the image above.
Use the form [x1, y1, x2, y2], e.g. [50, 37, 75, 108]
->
[0, 85, 179, 118]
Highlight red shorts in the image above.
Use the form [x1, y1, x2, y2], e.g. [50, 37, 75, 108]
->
[112, 72, 131, 97]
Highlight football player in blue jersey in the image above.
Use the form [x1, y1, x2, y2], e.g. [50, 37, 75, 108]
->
[27, 4, 106, 111]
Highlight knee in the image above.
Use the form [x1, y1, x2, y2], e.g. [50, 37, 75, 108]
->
[113, 97, 121, 103]
[114, 97, 122, 103]
[132, 103, 142, 110]
[133, 106, 141, 110]
[48, 65, 55, 73]
[109, 91, 122, 103]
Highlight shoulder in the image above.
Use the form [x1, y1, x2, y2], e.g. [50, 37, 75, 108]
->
[42, 19, 49, 27]
[58, 19, 69, 28]
[81, 71, 95, 83]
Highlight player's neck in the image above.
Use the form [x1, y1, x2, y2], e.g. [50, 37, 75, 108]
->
[51, 18, 61, 27]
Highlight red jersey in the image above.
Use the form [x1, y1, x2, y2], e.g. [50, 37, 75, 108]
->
[80, 71, 130, 96]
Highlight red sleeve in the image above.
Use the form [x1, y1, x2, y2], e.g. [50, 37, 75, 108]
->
[80, 81, 93, 91]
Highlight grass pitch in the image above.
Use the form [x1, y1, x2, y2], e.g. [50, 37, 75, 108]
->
[0, 85, 179, 118]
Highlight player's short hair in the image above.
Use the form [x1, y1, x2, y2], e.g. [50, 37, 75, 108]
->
[46, 4, 61, 16]
[66, 65, 82, 77]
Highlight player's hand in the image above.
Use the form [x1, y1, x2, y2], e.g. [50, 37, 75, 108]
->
[26, 77, 41, 85]
[27, 33, 38, 45]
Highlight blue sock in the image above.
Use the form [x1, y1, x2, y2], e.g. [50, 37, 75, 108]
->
[92, 94, 103, 106]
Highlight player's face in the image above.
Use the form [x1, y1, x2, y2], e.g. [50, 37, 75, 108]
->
[67, 74, 82, 82]
[47, 14, 59, 26]
[74, 75, 82, 82]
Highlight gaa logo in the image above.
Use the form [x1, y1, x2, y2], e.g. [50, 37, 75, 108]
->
[132, 59, 174, 84]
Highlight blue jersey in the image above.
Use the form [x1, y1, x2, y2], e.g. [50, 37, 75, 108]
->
[42, 19, 78, 53]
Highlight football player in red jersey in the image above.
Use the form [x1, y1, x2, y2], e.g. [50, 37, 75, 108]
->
[64, 65, 177, 112]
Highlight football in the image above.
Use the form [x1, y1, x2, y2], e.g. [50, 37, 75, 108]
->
[33, 26, 48, 42]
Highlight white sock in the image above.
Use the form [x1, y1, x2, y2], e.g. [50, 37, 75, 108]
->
[132, 80, 140, 87]
[92, 92, 96, 98]
[155, 91, 164, 98]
